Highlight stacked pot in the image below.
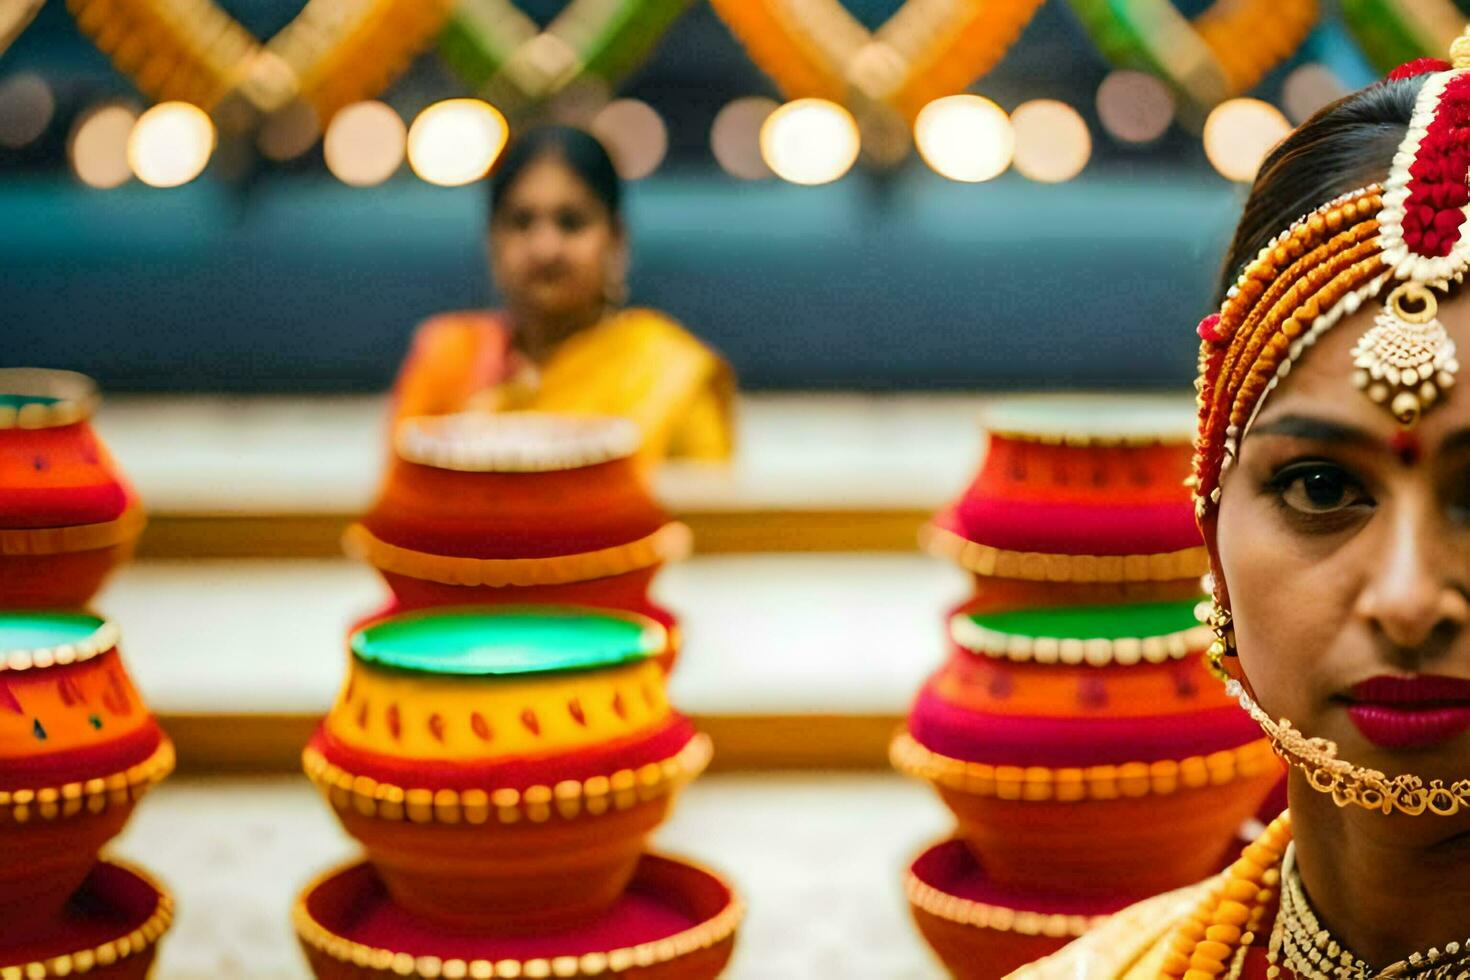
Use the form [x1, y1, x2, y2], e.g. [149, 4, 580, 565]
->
[892, 396, 1281, 977]
[0, 369, 174, 978]
[294, 412, 741, 979]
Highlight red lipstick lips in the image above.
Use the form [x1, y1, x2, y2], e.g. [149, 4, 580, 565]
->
[1345, 675, 1470, 750]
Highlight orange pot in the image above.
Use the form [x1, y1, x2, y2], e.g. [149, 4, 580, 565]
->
[0, 369, 143, 609]
[295, 854, 741, 980]
[0, 612, 173, 933]
[923, 395, 1205, 585]
[348, 413, 687, 619]
[306, 606, 709, 933]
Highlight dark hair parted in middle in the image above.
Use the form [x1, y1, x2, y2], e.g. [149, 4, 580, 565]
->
[488, 126, 622, 224]
[1216, 77, 1426, 305]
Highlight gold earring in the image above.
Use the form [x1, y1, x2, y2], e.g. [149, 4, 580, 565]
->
[1200, 597, 1235, 682]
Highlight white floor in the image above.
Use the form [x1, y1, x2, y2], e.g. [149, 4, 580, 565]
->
[97, 554, 970, 716]
[111, 774, 953, 979]
[92, 393, 991, 515]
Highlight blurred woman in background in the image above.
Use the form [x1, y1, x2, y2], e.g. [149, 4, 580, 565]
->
[391, 125, 734, 463]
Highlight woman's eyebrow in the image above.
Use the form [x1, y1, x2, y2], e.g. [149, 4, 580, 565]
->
[1249, 414, 1378, 447]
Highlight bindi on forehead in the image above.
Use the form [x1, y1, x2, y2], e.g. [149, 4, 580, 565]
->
[1389, 429, 1422, 466]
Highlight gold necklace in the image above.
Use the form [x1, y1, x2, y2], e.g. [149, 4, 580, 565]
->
[1269, 843, 1470, 979]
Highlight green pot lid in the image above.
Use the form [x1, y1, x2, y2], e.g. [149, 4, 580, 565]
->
[351, 607, 665, 677]
[0, 394, 61, 409]
[0, 610, 117, 671]
[952, 599, 1210, 667]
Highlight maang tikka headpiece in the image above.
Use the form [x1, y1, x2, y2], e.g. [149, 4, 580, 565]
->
[1191, 44, 1470, 522]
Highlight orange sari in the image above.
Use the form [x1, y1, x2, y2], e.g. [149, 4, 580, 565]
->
[391, 308, 734, 463]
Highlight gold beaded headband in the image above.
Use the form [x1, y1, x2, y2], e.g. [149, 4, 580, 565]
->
[1191, 43, 1470, 520]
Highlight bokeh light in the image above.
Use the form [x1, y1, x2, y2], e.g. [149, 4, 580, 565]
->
[759, 98, 861, 186]
[324, 100, 405, 187]
[712, 97, 778, 179]
[257, 99, 321, 161]
[1096, 70, 1175, 144]
[914, 95, 1013, 183]
[1010, 99, 1091, 183]
[591, 98, 667, 180]
[407, 99, 508, 187]
[1282, 64, 1348, 124]
[0, 72, 54, 149]
[127, 101, 216, 188]
[1204, 98, 1291, 183]
[69, 103, 137, 189]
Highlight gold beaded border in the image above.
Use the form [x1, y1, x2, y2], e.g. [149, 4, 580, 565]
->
[889, 731, 1278, 802]
[303, 733, 711, 824]
[949, 612, 1210, 667]
[395, 412, 642, 473]
[0, 737, 175, 822]
[0, 506, 145, 557]
[0, 618, 119, 673]
[920, 526, 1209, 583]
[0, 858, 173, 978]
[342, 522, 692, 588]
[0, 369, 99, 431]
[905, 869, 1109, 939]
[292, 853, 744, 979]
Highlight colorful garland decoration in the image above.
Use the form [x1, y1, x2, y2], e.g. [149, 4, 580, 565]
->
[708, 0, 1047, 124]
[439, 0, 692, 112]
[65, 0, 453, 127]
[1064, 0, 1320, 112]
[1341, 0, 1469, 73]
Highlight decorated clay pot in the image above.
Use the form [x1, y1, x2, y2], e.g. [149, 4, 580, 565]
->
[344, 414, 689, 644]
[0, 370, 144, 609]
[893, 599, 1281, 898]
[295, 852, 741, 980]
[0, 611, 174, 936]
[304, 606, 710, 934]
[922, 395, 1206, 591]
[0, 859, 173, 979]
[906, 838, 1119, 978]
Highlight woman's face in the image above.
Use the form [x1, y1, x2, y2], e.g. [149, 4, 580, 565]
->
[489, 154, 623, 321]
[1217, 294, 1470, 786]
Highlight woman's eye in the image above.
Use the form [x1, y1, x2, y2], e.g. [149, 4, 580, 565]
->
[1275, 465, 1371, 514]
[557, 210, 589, 233]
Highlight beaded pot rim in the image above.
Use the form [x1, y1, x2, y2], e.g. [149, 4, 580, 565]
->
[978, 394, 1198, 447]
[0, 858, 174, 977]
[889, 730, 1279, 802]
[0, 369, 100, 431]
[0, 506, 145, 557]
[905, 858, 1111, 939]
[948, 609, 1211, 667]
[342, 522, 692, 588]
[921, 525, 1209, 583]
[0, 613, 118, 672]
[292, 852, 744, 980]
[302, 732, 711, 824]
[0, 737, 175, 822]
[395, 412, 642, 473]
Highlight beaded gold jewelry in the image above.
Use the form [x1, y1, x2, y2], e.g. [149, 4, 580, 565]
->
[1227, 679, 1470, 817]
[1194, 41, 1470, 520]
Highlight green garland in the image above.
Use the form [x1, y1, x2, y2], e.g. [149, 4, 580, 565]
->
[1340, 0, 1468, 72]
[440, 0, 691, 107]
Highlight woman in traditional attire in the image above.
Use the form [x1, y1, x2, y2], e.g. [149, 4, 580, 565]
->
[1015, 41, 1470, 980]
[391, 126, 734, 463]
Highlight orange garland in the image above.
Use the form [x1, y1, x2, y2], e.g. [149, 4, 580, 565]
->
[1159, 811, 1291, 979]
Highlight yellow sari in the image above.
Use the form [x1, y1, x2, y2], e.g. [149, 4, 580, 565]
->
[391, 307, 735, 464]
[1006, 880, 1217, 979]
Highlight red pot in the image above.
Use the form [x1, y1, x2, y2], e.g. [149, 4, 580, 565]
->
[0, 369, 143, 609]
[295, 853, 741, 980]
[348, 412, 688, 639]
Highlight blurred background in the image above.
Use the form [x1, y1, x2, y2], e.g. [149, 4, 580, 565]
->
[0, 0, 1411, 975]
